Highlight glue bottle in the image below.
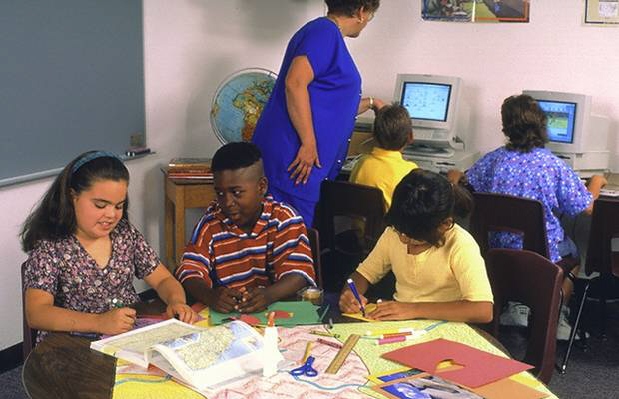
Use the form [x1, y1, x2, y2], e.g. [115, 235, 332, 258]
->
[263, 311, 279, 377]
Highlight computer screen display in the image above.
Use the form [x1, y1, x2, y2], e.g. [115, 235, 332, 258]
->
[536, 100, 577, 144]
[400, 82, 452, 122]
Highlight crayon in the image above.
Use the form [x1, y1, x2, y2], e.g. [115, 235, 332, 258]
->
[316, 338, 343, 349]
[375, 332, 426, 345]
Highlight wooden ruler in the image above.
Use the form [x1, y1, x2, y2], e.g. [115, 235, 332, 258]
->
[325, 333, 360, 374]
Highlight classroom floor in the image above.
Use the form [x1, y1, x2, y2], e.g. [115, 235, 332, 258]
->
[2, 296, 618, 399]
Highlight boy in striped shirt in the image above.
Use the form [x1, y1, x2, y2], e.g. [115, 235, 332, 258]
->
[175, 142, 316, 313]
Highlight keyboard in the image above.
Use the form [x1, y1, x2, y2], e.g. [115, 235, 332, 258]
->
[403, 145, 455, 159]
[341, 154, 362, 173]
[414, 129, 435, 140]
[600, 188, 619, 198]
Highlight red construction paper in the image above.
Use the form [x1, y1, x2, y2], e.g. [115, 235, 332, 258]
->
[238, 314, 261, 325]
[382, 338, 533, 388]
[271, 310, 293, 319]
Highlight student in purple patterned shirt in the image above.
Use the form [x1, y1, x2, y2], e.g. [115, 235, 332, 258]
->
[448, 94, 606, 338]
[21, 151, 197, 341]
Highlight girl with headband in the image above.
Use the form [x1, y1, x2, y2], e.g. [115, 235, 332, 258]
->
[20, 151, 197, 342]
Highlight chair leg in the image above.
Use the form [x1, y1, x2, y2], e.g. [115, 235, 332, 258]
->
[599, 274, 613, 338]
[558, 280, 590, 374]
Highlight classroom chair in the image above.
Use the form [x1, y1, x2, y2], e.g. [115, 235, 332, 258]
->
[469, 192, 585, 372]
[306, 227, 323, 289]
[314, 180, 385, 293]
[485, 248, 564, 384]
[469, 192, 549, 258]
[560, 198, 619, 371]
[21, 262, 37, 360]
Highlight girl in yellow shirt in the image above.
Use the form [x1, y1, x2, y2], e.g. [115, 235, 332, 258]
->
[339, 169, 493, 323]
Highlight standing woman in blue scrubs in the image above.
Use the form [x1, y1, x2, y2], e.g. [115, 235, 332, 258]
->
[252, 0, 383, 226]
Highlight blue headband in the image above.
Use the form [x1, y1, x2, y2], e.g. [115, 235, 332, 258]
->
[71, 151, 121, 175]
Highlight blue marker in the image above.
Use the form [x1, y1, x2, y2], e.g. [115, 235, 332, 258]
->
[346, 278, 366, 317]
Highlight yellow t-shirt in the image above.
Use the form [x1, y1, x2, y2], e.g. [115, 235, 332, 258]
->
[349, 147, 418, 210]
[356, 225, 493, 304]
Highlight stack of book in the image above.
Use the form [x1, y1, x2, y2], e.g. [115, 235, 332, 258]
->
[168, 157, 213, 180]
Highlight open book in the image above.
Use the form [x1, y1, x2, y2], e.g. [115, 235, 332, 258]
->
[91, 319, 282, 390]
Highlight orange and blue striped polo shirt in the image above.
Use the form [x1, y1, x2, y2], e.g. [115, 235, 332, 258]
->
[175, 197, 316, 289]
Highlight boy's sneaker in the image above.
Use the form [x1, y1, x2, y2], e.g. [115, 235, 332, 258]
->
[499, 302, 529, 327]
[557, 312, 573, 341]
[556, 311, 590, 341]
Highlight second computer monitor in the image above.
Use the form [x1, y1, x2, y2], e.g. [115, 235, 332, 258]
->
[393, 74, 462, 134]
[522, 90, 592, 154]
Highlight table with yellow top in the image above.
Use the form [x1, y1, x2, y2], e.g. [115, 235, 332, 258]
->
[22, 301, 557, 399]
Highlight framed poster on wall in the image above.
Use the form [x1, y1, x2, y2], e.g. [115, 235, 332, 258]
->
[421, 0, 530, 23]
[585, 0, 619, 24]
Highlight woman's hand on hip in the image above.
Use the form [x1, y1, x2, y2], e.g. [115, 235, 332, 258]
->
[288, 143, 321, 185]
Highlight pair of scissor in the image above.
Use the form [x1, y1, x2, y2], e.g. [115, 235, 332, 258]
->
[289, 356, 318, 377]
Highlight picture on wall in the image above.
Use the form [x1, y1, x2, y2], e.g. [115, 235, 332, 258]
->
[585, 0, 619, 24]
[421, 0, 530, 23]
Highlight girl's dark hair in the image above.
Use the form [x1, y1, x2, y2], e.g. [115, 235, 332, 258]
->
[385, 169, 472, 246]
[502, 94, 548, 152]
[374, 104, 412, 151]
[20, 151, 130, 252]
[325, 0, 380, 16]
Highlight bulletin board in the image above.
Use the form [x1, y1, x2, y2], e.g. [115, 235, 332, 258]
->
[0, 0, 145, 187]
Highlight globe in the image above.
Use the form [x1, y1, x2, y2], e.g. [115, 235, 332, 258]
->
[210, 68, 277, 144]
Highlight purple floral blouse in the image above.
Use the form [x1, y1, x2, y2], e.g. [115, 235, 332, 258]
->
[466, 147, 592, 262]
[23, 219, 159, 340]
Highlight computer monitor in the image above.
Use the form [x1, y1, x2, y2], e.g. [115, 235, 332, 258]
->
[522, 90, 591, 154]
[393, 74, 462, 140]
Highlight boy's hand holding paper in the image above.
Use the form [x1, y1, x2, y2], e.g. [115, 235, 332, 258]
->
[209, 286, 244, 313]
[237, 286, 271, 313]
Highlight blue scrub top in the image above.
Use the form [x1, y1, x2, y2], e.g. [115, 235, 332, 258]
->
[252, 17, 362, 203]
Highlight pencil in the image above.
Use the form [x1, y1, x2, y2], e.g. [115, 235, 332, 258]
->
[301, 341, 313, 363]
[309, 330, 340, 338]
[364, 327, 417, 336]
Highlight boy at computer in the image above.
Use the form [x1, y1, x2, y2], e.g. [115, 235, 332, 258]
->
[175, 142, 316, 313]
[349, 104, 418, 210]
[447, 94, 606, 338]
[339, 169, 493, 323]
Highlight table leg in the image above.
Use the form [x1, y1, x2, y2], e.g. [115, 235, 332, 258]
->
[164, 195, 174, 271]
[174, 191, 186, 266]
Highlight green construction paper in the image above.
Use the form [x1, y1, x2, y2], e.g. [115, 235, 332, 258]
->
[209, 301, 321, 326]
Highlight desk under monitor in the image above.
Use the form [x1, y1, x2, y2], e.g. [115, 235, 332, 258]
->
[346, 119, 479, 175]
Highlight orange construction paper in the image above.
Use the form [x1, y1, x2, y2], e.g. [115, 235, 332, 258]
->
[471, 377, 549, 399]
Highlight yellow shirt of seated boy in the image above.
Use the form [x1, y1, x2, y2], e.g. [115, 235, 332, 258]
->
[349, 147, 418, 210]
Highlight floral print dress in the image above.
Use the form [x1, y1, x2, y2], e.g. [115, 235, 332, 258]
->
[23, 219, 159, 341]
